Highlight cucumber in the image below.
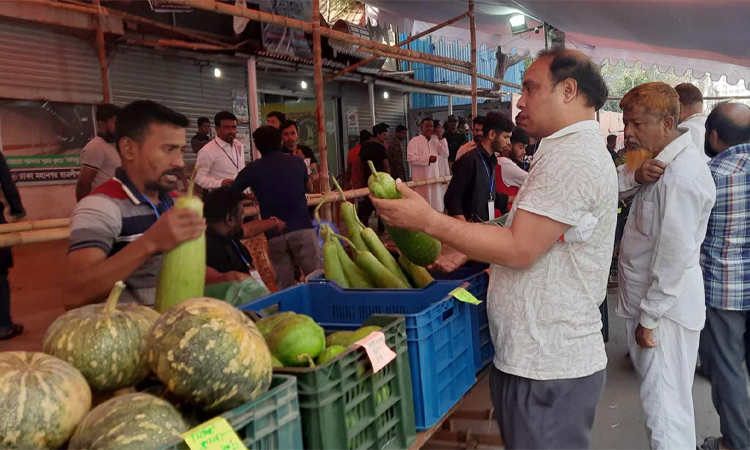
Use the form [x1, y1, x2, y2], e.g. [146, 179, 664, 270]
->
[334, 238, 374, 288]
[360, 228, 412, 287]
[333, 234, 409, 289]
[323, 228, 350, 288]
[366, 161, 442, 266]
[332, 177, 369, 252]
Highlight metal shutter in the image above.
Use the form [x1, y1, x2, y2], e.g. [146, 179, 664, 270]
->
[0, 19, 103, 103]
[109, 48, 249, 158]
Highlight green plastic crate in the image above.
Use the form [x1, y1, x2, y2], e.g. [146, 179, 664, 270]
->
[161, 374, 303, 450]
[273, 315, 417, 450]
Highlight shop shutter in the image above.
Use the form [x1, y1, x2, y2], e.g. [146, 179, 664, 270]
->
[374, 88, 407, 130]
[109, 48, 250, 158]
[0, 19, 103, 104]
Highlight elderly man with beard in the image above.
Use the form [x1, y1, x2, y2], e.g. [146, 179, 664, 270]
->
[617, 82, 716, 449]
[66, 101, 205, 308]
[372, 48, 616, 449]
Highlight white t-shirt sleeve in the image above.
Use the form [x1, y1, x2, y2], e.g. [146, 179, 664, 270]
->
[80, 142, 106, 171]
[195, 148, 221, 190]
[516, 146, 591, 226]
[501, 160, 529, 188]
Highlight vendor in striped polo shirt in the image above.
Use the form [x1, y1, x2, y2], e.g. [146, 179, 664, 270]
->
[65, 101, 205, 308]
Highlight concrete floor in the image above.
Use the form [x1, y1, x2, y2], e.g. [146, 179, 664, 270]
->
[448, 290, 723, 449]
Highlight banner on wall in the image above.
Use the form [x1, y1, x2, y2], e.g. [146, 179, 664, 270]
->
[345, 106, 359, 148]
[0, 100, 94, 186]
[232, 90, 249, 123]
[258, 0, 312, 58]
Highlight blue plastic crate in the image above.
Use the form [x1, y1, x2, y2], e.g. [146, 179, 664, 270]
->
[432, 263, 492, 373]
[238, 281, 476, 431]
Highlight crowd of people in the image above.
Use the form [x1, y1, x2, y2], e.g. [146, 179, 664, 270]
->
[0, 41, 748, 450]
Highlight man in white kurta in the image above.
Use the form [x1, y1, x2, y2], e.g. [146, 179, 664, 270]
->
[617, 83, 716, 450]
[407, 118, 442, 211]
[675, 83, 710, 163]
[431, 120, 451, 212]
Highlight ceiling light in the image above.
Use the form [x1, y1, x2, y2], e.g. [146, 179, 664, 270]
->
[509, 14, 528, 34]
[383, 91, 390, 99]
[213, 67, 222, 78]
[300, 80, 308, 89]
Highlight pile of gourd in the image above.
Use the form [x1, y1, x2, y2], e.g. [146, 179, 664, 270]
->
[0, 283, 272, 450]
[320, 169, 440, 289]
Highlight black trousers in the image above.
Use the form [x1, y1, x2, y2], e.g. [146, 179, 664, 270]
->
[698, 306, 750, 449]
[490, 366, 605, 449]
[0, 272, 11, 328]
[356, 198, 384, 233]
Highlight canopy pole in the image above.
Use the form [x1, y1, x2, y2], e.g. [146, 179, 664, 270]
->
[448, 95, 453, 115]
[247, 56, 261, 160]
[326, 12, 469, 82]
[93, 0, 110, 103]
[469, 0, 477, 117]
[369, 82, 376, 126]
[312, 0, 329, 220]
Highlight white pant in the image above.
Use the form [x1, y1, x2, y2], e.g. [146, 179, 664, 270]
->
[626, 318, 700, 450]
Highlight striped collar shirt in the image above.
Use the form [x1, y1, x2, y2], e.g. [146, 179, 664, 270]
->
[701, 143, 750, 310]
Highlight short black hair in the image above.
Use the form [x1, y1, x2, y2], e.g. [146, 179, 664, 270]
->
[359, 130, 373, 143]
[432, 119, 443, 128]
[607, 134, 617, 145]
[373, 123, 389, 135]
[675, 83, 703, 106]
[266, 111, 286, 122]
[511, 127, 530, 146]
[115, 101, 189, 150]
[252, 125, 282, 155]
[197, 117, 210, 126]
[203, 186, 245, 224]
[706, 102, 750, 148]
[96, 103, 122, 123]
[280, 120, 298, 132]
[396, 125, 407, 132]
[214, 111, 237, 127]
[484, 112, 514, 135]
[472, 116, 486, 127]
[537, 47, 609, 110]
[420, 117, 433, 125]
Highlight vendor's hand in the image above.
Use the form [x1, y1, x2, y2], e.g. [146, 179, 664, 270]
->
[429, 155, 437, 164]
[635, 160, 666, 185]
[223, 271, 251, 282]
[370, 180, 436, 231]
[635, 324, 658, 349]
[428, 245, 469, 273]
[272, 217, 286, 231]
[142, 208, 205, 253]
[221, 179, 234, 188]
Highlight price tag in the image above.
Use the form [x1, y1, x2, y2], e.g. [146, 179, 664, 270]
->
[450, 287, 482, 305]
[181, 417, 246, 450]
[356, 331, 397, 373]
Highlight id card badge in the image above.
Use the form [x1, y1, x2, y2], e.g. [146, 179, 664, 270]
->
[487, 192, 495, 221]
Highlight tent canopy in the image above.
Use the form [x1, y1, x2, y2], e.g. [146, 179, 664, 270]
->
[367, 0, 750, 88]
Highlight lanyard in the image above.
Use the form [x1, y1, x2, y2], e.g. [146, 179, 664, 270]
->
[215, 138, 240, 170]
[478, 154, 495, 198]
[231, 240, 250, 267]
[142, 196, 162, 219]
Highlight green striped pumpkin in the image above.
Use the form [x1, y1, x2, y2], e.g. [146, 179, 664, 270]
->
[147, 297, 272, 413]
[69, 393, 187, 449]
[42, 282, 160, 391]
[0, 352, 92, 449]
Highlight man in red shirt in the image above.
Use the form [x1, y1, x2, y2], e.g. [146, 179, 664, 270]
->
[344, 130, 372, 190]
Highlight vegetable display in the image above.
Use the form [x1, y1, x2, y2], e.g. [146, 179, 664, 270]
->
[0, 352, 92, 450]
[155, 170, 206, 312]
[367, 161, 442, 266]
[43, 281, 159, 391]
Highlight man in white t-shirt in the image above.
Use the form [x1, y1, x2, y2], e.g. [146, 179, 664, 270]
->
[372, 48, 616, 449]
[195, 111, 246, 191]
[675, 83, 709, 163]
[76, 104, 122, 201]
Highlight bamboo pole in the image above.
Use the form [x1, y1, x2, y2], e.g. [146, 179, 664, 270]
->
[311, 0, 330, 221]
[0, 178, 452, 246]
[93, 0, 110, 103]
[124, 39, 235, 52]
[359, 47, 474, 78]
[172, 0, 472, 70]
[326, 12, 469, 82]
[469, 0, 478, 117]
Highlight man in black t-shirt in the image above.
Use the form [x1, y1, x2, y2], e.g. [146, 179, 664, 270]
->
[203, 186, 285, 284]
[358, 123, 391, 232]
[445, 115, 468, 163]
[281, 120, 319, 175]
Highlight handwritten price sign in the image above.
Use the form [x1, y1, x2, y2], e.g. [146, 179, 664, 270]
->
[355, 331, 397, 373]
[181, 417, 246, 450]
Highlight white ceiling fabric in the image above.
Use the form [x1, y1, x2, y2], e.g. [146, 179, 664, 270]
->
[366, 0, 750, 88]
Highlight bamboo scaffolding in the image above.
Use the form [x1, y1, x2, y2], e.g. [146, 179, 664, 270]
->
[93, 0, 110, 102]
[469, 0, 478, 117]
[0, 177, 451, 246]
[172, 0, 472, 70]
[311, 0, 330, 221]
[326, 12, 469, 82]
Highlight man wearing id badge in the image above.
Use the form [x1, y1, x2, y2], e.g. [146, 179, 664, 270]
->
[372, 48, 616, 449]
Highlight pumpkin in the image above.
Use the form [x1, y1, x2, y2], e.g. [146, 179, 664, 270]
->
[0, 352, 91, 449]
[69, 393, 187, 449]
[43, 281, 160, 392]
[147, 297, 272, 413]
